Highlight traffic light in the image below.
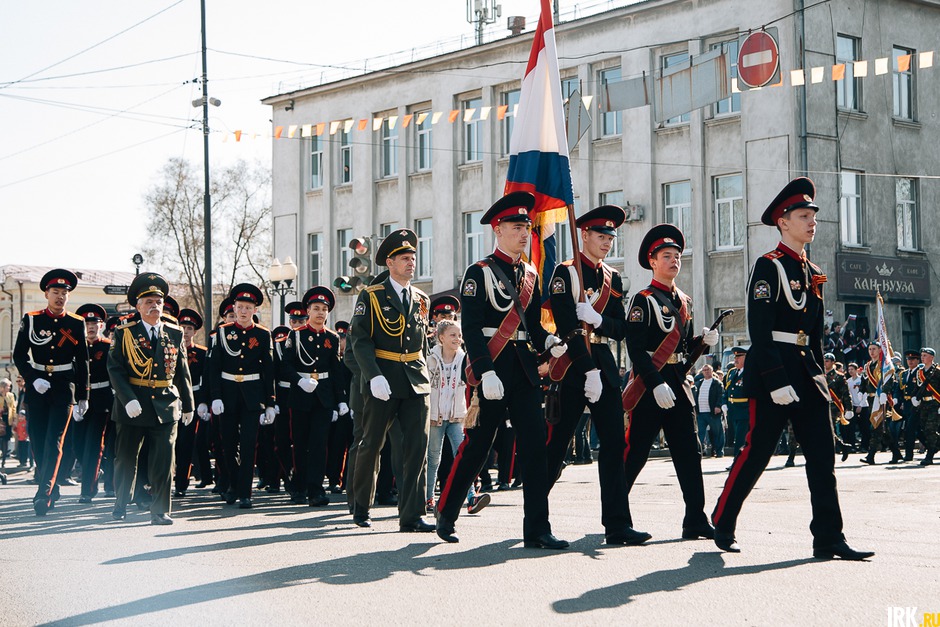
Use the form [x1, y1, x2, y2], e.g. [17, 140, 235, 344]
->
[348, 236, 374, 285]
[333, 276, 353, 292]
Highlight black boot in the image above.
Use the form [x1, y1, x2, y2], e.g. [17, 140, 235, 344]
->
[919, 450, 935, 466]
[784, 454, 795, 468]
[860, 452, 876, 465]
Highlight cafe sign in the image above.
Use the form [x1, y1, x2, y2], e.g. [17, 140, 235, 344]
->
[835, 253, 931, 304]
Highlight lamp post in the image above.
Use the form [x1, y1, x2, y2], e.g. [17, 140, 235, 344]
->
[268, 257, 298, 325]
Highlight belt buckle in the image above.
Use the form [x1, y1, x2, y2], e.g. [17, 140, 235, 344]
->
[45, 365, 55, 374]
[310, 372, 319, 380]
[399, 353, 407, 362]
[149, 379, 156, 388]
[666, 354, 678, 365]
[796, 331, 808, 346]
[234, 374, 244, 383]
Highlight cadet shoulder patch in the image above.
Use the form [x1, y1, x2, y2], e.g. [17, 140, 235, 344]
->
[628, 306, 644, 323]
[353, 302, 366, 316]
[551, 277, 566, 294]
[753, 280, 771, 300]
[463, 279, 477, 297]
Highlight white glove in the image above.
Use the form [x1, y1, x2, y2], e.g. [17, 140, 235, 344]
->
[770, 386, 800, 405]
[274, 404, 280, 415]
[545, 335, 567, 358]
[844, 410, 854, 419]
[652, 383, 676, 409]
[78, 399, 89, 415]
[576, 302, 603, 327]
[370, 376, 391, 401]
[33, 379, 51, 394]
[911, 397, 921, 407]
[332, 411, 339, 423]
[259, 407, 276, 425]
[480, 371, 504, 400]
[197, 403, 209, 420]
[125, 400, 143, 418]
[584, 369, 602, 404]
[298, 377, 318, 393]
[182, 412, 194, 426]
[211, 399, 224, 415]
[879, 392, 888, 405]
[72, 404, 85, 422]
[721, 404, 728, 414]
[338, 402, 350, 416]
[701, 327, 719, 347]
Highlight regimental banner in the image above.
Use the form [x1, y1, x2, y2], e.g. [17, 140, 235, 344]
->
[835, 253, 931, 304]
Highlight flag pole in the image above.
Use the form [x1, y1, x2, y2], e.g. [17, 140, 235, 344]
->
[566, 203, 591, 350]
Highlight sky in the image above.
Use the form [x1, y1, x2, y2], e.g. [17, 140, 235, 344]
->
[0, 0, 617, 274]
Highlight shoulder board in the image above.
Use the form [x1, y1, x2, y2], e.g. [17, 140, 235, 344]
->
[255, 324, 269, 332]
[163, 321, 181, 331]
[98, 338, 112, 346]
[808, 260, 823, 273]
[763, 250, 785, 260]
[638, 289, 653, 297]
[66, 312, 84, 322]
[274, 336, 287, 343]
[116, 320, 139, 330]
[364, 284, 384, 293]
[219, 322, 234, 329]
[26, 310, 44, 316]
[193, 343, 207, 351]
[475, 259, 492, 268]
[560, 259, 574, 267]
[413, 288, 429, 300]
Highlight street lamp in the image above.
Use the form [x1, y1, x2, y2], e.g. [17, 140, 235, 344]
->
[268, 257, 298, 325]
[132, 253, 144, 276]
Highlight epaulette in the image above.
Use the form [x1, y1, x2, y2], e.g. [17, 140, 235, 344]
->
[26, 310, 43, 316]
[560, 259, 574, 267]
[763, 250, 785, 260]
[219, 322, 234, 329]
[255, 324, 269, 332]
[193, 343, 207, 350]
[638, 289, 653, 297]
[98, 338, 112, 345]
[163, 321, 181, 331]
[66, 312, 84, 322]
[116, 320, 138, 330]
[364, 284, 384, 293]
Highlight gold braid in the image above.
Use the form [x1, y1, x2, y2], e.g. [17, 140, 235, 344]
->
[368, 291, 404, 338]
[122, 327, 154, 379]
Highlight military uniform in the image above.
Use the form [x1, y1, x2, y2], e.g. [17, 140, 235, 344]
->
[723, 353, 749, 457]
[74, 304, 112, 502]
[896, 352, 921, 461]
[173, 309, 210, 496]
[208, 284, 276, 508]
[326, 321, 354, 493]
[860, 354, 901, 464]
[204, 297, 235, 493]
[12, 269, 90, 515]
[825, 359, 853, 460]
[264, 325, 293, 493]
[108, 273, 194, 524]
[913, 354, 940, 465]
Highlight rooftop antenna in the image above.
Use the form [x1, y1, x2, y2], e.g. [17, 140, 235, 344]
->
[467, 0, 501, 45]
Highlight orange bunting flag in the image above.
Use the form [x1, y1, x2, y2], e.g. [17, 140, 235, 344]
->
[357, 119, 368, 131]
[448, 109, 460, 123]
[274, 126, 284, 139]
[897, 54, 911, 72]
[832, 64, 845, 81]
[234, 130, 242, 142]
[496, 104, 509, 120]
[315, 122, 325, 136]
[401, 113, 414, 128]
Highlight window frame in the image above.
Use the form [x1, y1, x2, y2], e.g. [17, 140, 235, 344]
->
[379, 116, 398, 178]
[308, 232, 321, 286]
[839, 170, 864, 247]
[336, 228, 353, 277]
[463, 211, 484, 267]
[892, 45, 916, 120]
[598, 191, 624, 260]
[339, 124, 352, 185]
[896, 177, 919, 251]
[713, 174, 744, 250]
[664, 180, 693, 249]
[836, 34, 862, 111]
[500, 89, 520, 157]
[597, 66, 622, 137]
[712, 40, 740, 115]
[309, 135, 324, 190]
[415, 110, 432, 172]
[462, 96, 483, 163]
[414, 218, 433, 280]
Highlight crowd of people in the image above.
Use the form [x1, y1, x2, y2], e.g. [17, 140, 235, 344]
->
[12, 178, 921, 561]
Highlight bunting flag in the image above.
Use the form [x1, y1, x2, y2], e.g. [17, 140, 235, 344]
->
[503, 0, 574, 317]
[869, 291, 898, 428]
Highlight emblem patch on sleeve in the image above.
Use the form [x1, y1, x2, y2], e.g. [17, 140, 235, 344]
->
[628, 306, 644, 323]
[551, 277, 566, 294]
[753, 280, 771, 300]
[354, 302, 366, 316]
[462, 279, 477, 297]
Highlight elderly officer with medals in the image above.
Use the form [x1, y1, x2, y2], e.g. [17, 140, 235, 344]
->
[73, 303, 113, 503]
[436, 192, 569, 548]
[108, 273, 194, 525]
[13, 268, 90, 516]
[711, 177, 873, 560]
[348, 230, 435, 532]
[621, 224, 717, 542]
[209, 283, 276, 509]
[545, 204, 649, 546]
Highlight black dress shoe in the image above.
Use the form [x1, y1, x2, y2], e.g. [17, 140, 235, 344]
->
[328, 484, 342, 494]
[33, 498, 49, 517]
[196, 480, 213, 489]
[0, 473, 7, 485]
[681, 522, 715, 540]
[605, 527, 652, 545]
[78, 495, 92, 504]
[860, 455, 876, 465]
[290, 492, 307, 505]
[400, 518, 435, 533]
[841, 450, 850, 462]
[173, 490, 186, 498]
[813, 540, 874, 560]
[112, 507, 126, 521]
[375, 494, 398, 506]
[224, 491, 237, 505]
[714, 530, 740, 553]
[265, 485, 281, 494]
[353, 515, 372, 528]
[523, 533, 569, 549]
[238, 498, 253, 509]
[151, 513, 174, 525]
[308, 494, 329, 507]
[436, 520, 459, 543]
[104, 490, 116, 498]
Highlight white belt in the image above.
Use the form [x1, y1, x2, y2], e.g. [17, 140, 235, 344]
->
[192, 384, 201, 391]
[772, 331, 809, 346]
[481, 327, 527, 341]
[221, 372, 261, 382]
[30, 361, 73, 373]
[277, 381, 291, 388]
[299, 372, 329, 380]
[89, 381, 110, 390]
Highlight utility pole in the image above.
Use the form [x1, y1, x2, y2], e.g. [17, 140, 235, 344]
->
[200, 0, 213, 345]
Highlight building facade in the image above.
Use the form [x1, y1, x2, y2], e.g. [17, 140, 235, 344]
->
[264, 0, 940, 366]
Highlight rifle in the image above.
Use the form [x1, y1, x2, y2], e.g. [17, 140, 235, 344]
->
[683, 309, 735, 374]
[536, 328, 586, 365]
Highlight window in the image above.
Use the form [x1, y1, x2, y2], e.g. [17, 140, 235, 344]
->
[336, 228, 352, 276]
[308, 233, 321, 286]
[714, 174, 744, 249]
[380, 117, 398, 177]
[463, 211, 484, 267]
[599, 191, 624, 259]
[500, 90, 520, 156]
[893, 46, 915, 120]
[379, 222, 399, 249]
[561, 77, 579, 100]
[663, 52, 691, 124]
[664, 181, 693, 248]
[463, 97, 483, 162]
[598, 67, 622, 136]
[713, 40, 740, 114]
[836, 35, 861, 111]
[896, 177, 918, 250]
[415, 218, 433, 279]
[556, 220, 571, 264]
[415, 111, 432, 171]
[901, 307, 924, 353]
[840, 170, 863, 246]
[309, 135, 323, 189]
[339, 125, 352, 184]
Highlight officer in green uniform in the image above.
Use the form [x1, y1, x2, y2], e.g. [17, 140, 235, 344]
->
[348, 231, 434, 532]
[108, 273, 194, 525]
[722, 346, 749, 465]
[913, 347, 940, 465]
[824, 352, 853, 462]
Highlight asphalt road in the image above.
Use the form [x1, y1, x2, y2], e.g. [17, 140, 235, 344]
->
[1, 453, 937, 626]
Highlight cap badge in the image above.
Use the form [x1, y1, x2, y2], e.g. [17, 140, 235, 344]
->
[518, 208, 527, 214]
[606, 221, 614, 227]
[803, 194, 812, 202]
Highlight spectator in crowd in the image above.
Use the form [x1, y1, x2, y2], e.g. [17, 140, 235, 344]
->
[694, 364, 724, 457]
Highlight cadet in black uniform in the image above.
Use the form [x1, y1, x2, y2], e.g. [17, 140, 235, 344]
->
[285, 301, 308, 330]
[73, 304, 112, 503]
[267, 325, 293, 494]
[204, 298, 236, 492]
[897, 350, 921, 462]
[326, 321, 353, 493]
[173, 308, 209, 497]
[282, 287, 347, 506]
[621, 224, 717, 541]
[712, 177, 873, 560]
[13, 269, 90, 516]
[209, 284, 276, 509]
[436, 192, 569, 548]
[545, 205, 649, 546]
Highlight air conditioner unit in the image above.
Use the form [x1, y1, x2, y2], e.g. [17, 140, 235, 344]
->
[625, 204, 644, 222]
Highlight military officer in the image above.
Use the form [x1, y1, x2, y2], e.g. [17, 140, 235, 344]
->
[712, 177, 873, 560]
[73, 304, 112, 503]
[284, 301, 308, 330]
[897, 350, 921, 462]
[348, 231, 435, 532]
[108, 273, 194, 524]
[544, 204, 648, 546]
[913, 347, 940, 465]
[860, 343, 901, 465]
[208, 284, 276, 509]
[621, 224, 717, 542]
[824, 352, 853, 463]
[282, 286, 347, 506]
[173, 309, 209, 496]
[13, 268, 90, 516]
[436, 192, 569, 548]
[723, 346, 749, 464]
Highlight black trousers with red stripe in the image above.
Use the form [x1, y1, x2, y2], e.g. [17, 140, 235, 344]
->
[624, 393, 708, 530]
[546, 377, 629, 534]
[25, 388, 72, 506]
[291, 401, 333, 498]
[174, 416, 200, 492]
[438, 369, 551, 538]
[712, 393, 844, 547]
[77, 409, 109, 497]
